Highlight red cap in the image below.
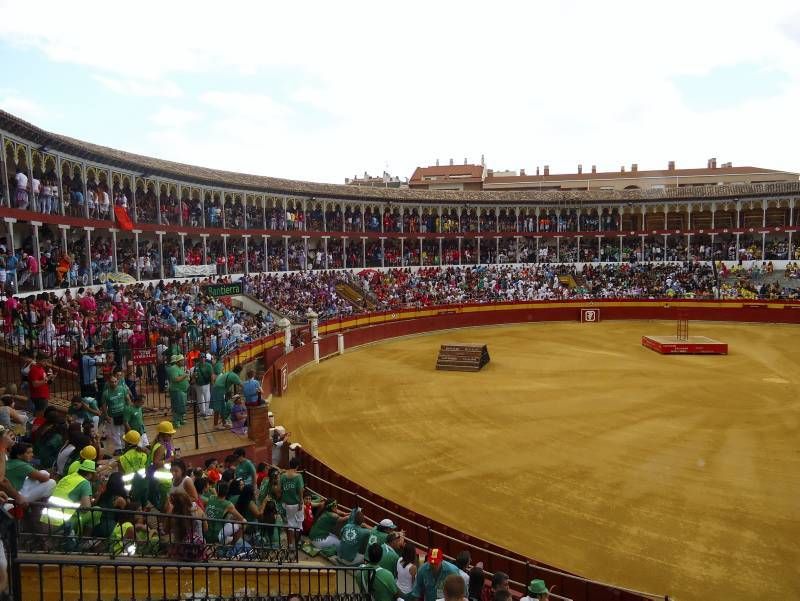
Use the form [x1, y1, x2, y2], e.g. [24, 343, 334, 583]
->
[207, 468, 221, 483]
[428, 548, 443, 566]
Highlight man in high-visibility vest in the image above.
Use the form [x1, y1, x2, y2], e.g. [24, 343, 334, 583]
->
[145, 421, 175, 510]
[114, 430, 149, 501]
[41, 459, 96, 537]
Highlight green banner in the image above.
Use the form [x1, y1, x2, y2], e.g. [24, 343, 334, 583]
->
[206, 282, 243, 297]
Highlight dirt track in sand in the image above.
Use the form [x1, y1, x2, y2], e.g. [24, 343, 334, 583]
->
[273, 320, 800, 601]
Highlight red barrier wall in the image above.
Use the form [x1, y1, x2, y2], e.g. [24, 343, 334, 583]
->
[269, 299, 800, 601]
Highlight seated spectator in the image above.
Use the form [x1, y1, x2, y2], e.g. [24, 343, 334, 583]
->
[520, 580, 549, 601]
[6, 442, 56, 504]
[308, 498, 348, 549]
[336, 507, 371, 566]
[166, 491, 208, 561]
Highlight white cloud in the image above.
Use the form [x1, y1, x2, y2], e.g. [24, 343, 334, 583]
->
[0, 90, 49, 123]
[150, 107, 201, 128]
[93, 75, 182, 98]
[1, 0, 800, 182]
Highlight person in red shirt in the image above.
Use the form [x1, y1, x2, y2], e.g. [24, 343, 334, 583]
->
[27, 353, 53, 417]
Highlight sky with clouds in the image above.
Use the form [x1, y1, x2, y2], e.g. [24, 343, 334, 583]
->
[1, 0, 799, 184]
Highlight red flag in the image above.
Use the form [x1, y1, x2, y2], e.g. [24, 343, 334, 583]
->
[114, 206, 134, 231]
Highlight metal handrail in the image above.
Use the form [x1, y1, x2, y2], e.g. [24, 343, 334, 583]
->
[301, 467, 668, 601]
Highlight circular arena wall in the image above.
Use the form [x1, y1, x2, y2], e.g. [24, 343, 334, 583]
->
[262, 300, 800, 601]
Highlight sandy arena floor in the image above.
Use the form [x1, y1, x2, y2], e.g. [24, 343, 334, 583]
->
[273, 321, 800, 601]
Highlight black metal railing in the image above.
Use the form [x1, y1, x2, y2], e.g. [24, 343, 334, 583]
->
[20, 503, 299, 564]
[13, 556, 373, 601]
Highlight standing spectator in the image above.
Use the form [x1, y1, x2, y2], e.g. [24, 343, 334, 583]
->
[377, 531, 404, 577]
[28, 353, 53, 418]
[101, 372, 132, 455]
[455, 550, 471, 591]
[14, 168, 28, 209]
[358, 543, 401, 601]
[210, 364, 242, 429]
[468, 565, 486, 601]
[167, 354, 189, 428]
[397, 541, 420, 598]
[80, 347, 99, 399]
[279, 456, 304, 548]
[411, 548, 460, 601]
[192, 353, 213, 417]
[241, 369, 262, 406]
[271, 426, 290, 468]
[233, 447, 257, 487]
[123, 395, 147, 447]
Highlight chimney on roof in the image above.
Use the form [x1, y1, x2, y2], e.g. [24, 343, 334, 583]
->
[591, 165, 597, 174]
[631, 163, 638, 172]
[544, 165, 550, 176]
[711, 157, 717, 169]
[722, 161, 732, 168]
[621, 165, 626, 173]
[520, 168, 526, 176]
[668, 160, 675, 171]
[480, 153, 485, 166]
[435, 159, 439, 166]
[487, 169, 494, 176]
[577, 164, 583, 174]
[449, 158, 453, 166]
[536, 166, 540, 176]
[464, 158, 467, 165]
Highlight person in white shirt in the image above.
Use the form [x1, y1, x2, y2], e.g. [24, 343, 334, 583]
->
[14, 169, 28, 209]
[99, 189, 111, 218]
[31, 177, 40, 209]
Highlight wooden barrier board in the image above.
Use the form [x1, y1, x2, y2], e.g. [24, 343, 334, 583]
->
[436, 343, 490, 372]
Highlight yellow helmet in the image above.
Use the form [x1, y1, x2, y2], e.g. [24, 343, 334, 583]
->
[80, 445, 97, 461]
[123, 430, 141, 445]
[157, 421, 177, 435]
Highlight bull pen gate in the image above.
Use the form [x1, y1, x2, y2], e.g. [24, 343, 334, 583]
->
[0, 316, 221, 451]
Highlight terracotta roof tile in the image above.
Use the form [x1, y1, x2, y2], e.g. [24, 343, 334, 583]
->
[2, 109, 799, 204]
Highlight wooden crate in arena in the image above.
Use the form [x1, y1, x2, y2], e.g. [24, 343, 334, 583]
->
[435, 343, 490, 372]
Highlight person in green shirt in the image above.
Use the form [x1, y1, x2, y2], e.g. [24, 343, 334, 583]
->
[101, 373, 133, 455]
[211, 364, 242, 428]
[166, 354, 189, 428]
[308, 499, 349, 549]
[7, 442, 56, 503]
[123, 395, 147, 446]
[279, 457, 304, 547]
[192, 352, 214, 417]
[377, 531, 404, 577]
[368, 518, 397, 547]
[358, 543, 401, 601]
[204, 480, 244, 545]
[233, 448, 257, 487]
[337, 508, 372, 566]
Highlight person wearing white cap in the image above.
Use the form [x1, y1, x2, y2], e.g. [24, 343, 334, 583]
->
[368, 518, 397, 546]
[191, 353, 213, 417]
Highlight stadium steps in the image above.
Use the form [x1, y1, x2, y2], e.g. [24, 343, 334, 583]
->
[17, 552, 349, 601]
[558, 274, 578, 289]
[335, 283, 375, 311]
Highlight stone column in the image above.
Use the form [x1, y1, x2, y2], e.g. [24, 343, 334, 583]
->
[278, 317, 292, 353]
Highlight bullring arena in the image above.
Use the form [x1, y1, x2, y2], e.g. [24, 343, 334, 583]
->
[275, 311, 800, 601]
[1, 107, 800, 601]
